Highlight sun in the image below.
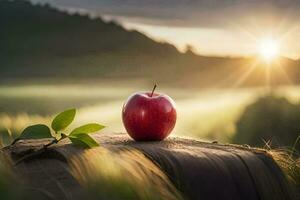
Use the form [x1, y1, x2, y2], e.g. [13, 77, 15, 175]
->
[258, 38, 279, 61]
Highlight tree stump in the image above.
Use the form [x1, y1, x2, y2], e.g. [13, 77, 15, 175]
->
[2, 133, 299, 200]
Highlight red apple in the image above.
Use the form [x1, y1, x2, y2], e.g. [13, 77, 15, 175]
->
[122, 85, 177, 141]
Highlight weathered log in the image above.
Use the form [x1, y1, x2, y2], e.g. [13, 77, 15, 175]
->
[3, 133, 299, 200]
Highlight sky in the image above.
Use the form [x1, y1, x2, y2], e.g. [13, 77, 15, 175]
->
[31, 0, 300, 59]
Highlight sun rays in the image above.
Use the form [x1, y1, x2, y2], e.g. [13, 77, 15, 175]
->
[258, 38, 279, 62]
[231, 56, 293, 90]
[224, 26, 294, 89]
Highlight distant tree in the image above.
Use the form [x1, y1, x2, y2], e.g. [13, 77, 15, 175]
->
[185, 44, 196, 55]
[233, 95, 300, 153]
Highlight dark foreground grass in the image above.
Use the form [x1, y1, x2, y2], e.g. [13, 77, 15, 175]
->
[69, 148, 183, 200]
[0, 153, 33, 200]
[0, 139, 183, 200]
[0, 135, 299, 200]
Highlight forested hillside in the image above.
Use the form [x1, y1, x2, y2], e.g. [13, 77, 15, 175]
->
[1, 0, 300, 87]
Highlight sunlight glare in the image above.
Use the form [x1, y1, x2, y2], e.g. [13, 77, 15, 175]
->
[259, 38, 279, 61]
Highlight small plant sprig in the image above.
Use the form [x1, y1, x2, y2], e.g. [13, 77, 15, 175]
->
[12, 108, 105, 148]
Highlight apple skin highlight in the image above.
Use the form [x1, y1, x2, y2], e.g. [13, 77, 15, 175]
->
[122, 92, 177, 141]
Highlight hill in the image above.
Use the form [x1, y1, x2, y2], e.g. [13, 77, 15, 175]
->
[1, 0, 300, 87]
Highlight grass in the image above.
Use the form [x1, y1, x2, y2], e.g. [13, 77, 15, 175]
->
[0, 139, 299, 199]
[0, 83, 259, 143]
[270, 149, 300, 191]
[2, 83, 300, 200]
[69, 148, 183, 200]
[2, 84, 300, 145]
[0, 141, 183, 200]
[0, 153, 29, 200]
[70, 147, 300, 199]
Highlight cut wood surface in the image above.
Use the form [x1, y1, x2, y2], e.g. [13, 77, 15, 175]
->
[3, 133, 299, 200]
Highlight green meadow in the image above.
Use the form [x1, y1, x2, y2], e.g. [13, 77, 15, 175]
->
[2, 82, 300, 144]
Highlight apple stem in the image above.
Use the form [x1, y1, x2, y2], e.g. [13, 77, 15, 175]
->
[150, 84, 157, 97]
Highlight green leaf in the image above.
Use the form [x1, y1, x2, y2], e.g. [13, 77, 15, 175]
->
[51, 109, 76, 132]
[19, 124, 52, 139]
[70, 123, 105, 136]
[69, 133, 99, 148]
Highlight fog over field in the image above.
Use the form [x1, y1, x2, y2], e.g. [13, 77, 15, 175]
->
[1, 82, 300, 144]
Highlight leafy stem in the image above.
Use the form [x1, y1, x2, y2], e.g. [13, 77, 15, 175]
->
[10, 108, 105, 164]
[43, 138, 59, 148]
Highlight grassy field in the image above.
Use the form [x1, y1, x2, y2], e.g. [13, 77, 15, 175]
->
[1, 82, 300, 199]
[1, 82, 300, 143]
